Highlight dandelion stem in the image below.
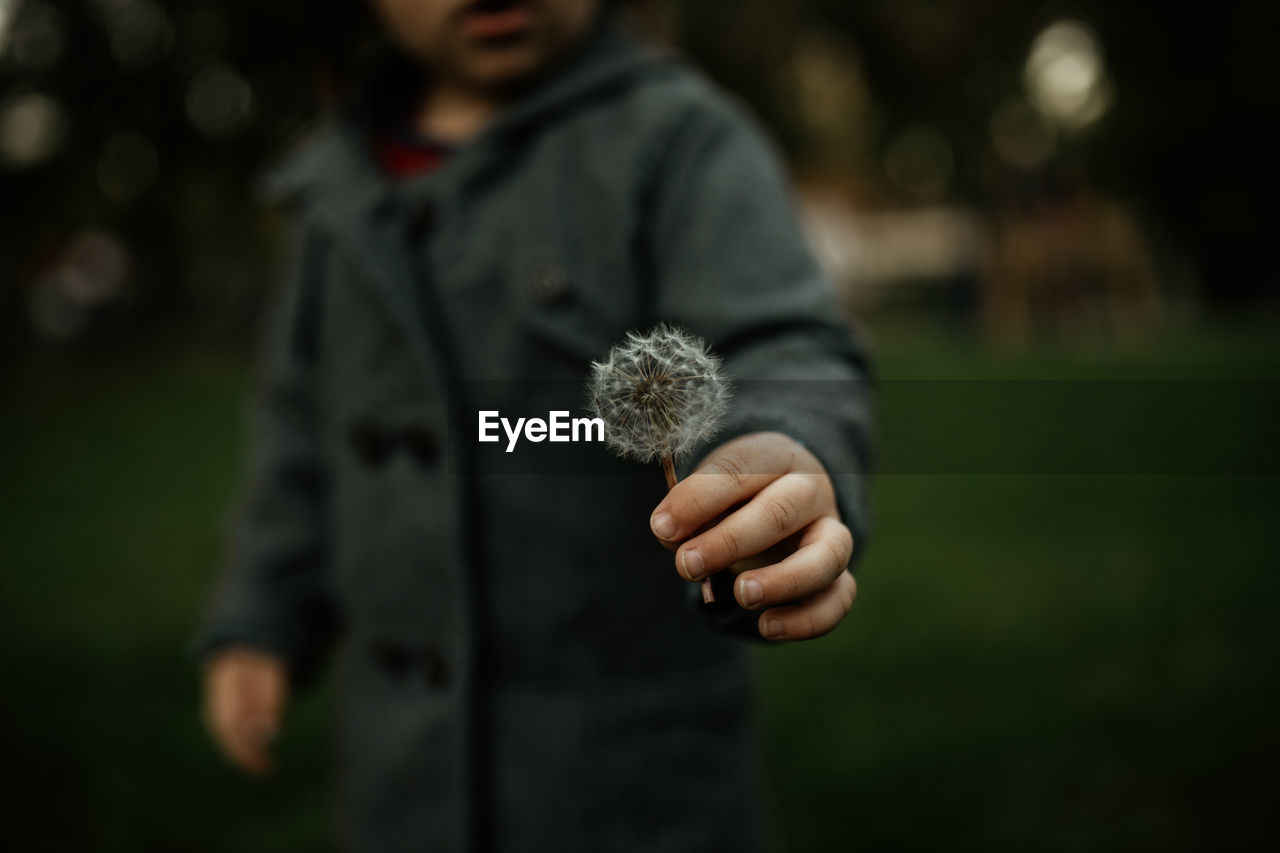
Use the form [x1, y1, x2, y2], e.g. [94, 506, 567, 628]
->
[590, 325, 730, 608]
[662, 454, 677, 490]
[661, 453, 715, 604]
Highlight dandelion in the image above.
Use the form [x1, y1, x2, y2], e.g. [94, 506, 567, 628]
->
[589, 324, 732, 469]
[588, 324, 732, 603]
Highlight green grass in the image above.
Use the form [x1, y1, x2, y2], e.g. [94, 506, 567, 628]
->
[755, 474, 1279, 851]
[1, 321, 1276, 851]
[757, 316, 1280, 851]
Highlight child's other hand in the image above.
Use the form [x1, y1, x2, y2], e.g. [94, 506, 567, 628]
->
[650, 432, 857, 641]
[202, 647, 289, 776]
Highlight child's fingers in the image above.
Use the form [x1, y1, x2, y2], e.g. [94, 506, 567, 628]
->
[228, 710, 281, 775]
[207, 693, 274, 774]
[673, 472, 825, 581]
[755, 569, 858, 641]
[203, 652, 285, 776]
[650, 433, 798, 543]
[731, 516, 853, 609]
[225, 727, 271, 775]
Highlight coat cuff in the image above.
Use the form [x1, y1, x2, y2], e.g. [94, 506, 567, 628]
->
[186, 618, 332, 691]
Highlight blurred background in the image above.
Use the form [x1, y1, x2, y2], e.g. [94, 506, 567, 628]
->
[1, 1, 1277, 850]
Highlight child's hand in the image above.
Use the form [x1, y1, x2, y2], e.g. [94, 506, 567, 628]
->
[202, 647, 289, 776]
[650, 432, 857, 640]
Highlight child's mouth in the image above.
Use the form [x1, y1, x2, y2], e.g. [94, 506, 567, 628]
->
[462, 0, 534, 41]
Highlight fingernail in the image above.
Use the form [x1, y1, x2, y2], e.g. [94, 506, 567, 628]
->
[651, 512, 676, 540]
[682, 548, 704, 581]
[764, 619, 784, 639]
[739, 578, 763, 607]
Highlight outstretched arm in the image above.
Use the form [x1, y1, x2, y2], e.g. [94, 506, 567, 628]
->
[645, 81, 874, 639]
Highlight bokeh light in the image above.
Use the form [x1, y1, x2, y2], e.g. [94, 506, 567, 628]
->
[1024, 19, 1113, 129]
[27, 229, 132, 342]
[787, 29, 870, 142]
[92, 0, 172, 68]
[0, 0, 16, 57]
[0, 89, 67, 167]
[4, 1, 66, 70]
[185, 63, 254, 138]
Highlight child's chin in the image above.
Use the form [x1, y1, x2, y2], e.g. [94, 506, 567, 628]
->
[461, 47, 555, 92]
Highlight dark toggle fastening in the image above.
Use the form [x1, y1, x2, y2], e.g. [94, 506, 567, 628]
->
[348, 419, 441, 469]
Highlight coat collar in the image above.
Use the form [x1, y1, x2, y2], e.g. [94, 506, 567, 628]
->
[260, 11, 669, 385]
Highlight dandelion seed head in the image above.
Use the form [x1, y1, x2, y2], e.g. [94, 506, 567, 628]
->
[588, 324, 732, 463]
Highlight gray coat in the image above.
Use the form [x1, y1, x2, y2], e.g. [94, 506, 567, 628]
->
[194, 14, 873, 853]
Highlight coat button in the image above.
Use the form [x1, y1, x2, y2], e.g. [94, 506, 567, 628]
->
[370, 641, 450, 689]
[420, 647, 451, 688]
[401, 425, 441, 467]
[348, 418, 395, 468]
[408, 202, 435, 239]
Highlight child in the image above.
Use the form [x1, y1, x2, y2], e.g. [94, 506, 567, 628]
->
[195, 1, 874, 850]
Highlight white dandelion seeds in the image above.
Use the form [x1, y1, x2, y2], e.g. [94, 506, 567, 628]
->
[588, 324, 732, 466]
[588, 324, 733, 604]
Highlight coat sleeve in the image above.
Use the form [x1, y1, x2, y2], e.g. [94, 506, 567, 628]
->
[645, 86, 876, 636]
[188, 219, 339, 688]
